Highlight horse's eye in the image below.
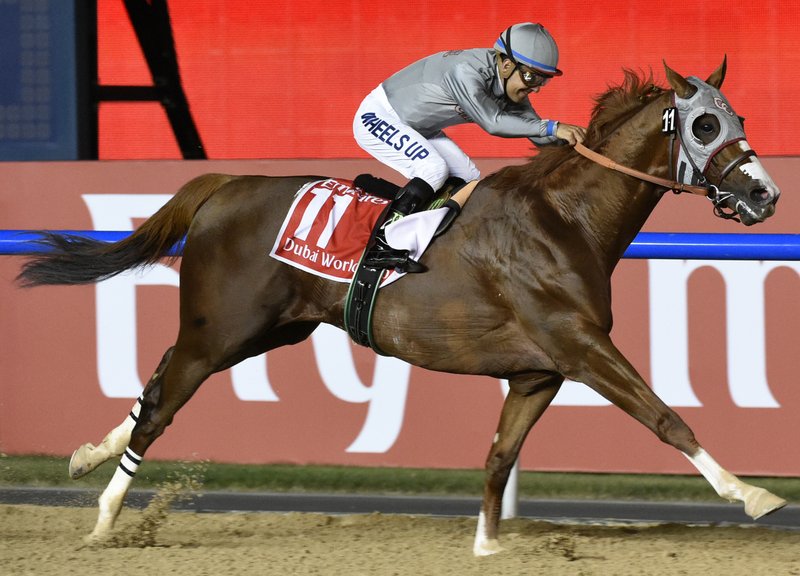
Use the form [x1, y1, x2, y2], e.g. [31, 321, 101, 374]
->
[692, 114, 720, 143]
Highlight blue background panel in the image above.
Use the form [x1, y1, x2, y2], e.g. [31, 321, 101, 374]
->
[0, 0, 78, 160]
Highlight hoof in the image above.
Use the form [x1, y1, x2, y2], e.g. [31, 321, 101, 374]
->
[69, 444, 98, 479]
[473, 538, 504, 557]
[745, 487, 787, 520]
[80, 530, 112, 549]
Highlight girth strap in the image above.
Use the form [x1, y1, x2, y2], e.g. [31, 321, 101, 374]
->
[343, 202, 393, 354]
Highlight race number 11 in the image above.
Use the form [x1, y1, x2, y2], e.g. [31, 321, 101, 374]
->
[292, 186, 354, 250]
[662, 107, 677, 134]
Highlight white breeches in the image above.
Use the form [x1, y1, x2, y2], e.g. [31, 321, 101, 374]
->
[353, 85, 480, 190]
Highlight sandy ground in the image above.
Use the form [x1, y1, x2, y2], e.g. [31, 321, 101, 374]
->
[1, 500, 799, 576]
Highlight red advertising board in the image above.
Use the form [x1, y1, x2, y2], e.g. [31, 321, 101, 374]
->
[94, 1, 800, 159]
[0, 157, 798, 475]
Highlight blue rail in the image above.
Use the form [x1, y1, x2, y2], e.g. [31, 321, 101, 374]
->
[0, 230, 184, 257]
[622, 232, 800, 260]
[0, 230, 799, 260]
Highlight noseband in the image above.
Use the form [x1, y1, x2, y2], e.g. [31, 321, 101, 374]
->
[696, 143, 758, 221]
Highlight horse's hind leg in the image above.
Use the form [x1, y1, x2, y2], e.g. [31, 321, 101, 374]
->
[474, 375, 563, 557]
[69, 348, 174, 479]
[86, 285, 319, 542]
[87, 343, 214, 542]
[568, 331, 786, 520]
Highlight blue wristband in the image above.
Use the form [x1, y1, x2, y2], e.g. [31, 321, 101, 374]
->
[546, 120, 558, 137]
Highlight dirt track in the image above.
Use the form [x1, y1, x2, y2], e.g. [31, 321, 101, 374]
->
[2, 502, 799, 576]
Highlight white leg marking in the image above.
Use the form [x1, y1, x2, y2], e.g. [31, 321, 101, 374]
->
[473, 511, 504, 557]
[70, 397, 142, 479]
[685, 449, 787, 519]
[87, 448, 143, 542]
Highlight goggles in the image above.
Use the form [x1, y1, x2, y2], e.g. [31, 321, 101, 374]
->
[518, 66, 551, 88]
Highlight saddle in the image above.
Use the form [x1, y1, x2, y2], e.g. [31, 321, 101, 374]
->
[344, 175, 467, 353]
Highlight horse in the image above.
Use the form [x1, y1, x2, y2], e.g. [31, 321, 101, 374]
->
[17, 58, 785, 556]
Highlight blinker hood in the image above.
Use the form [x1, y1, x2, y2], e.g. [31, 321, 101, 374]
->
[674, 77, 746, 184]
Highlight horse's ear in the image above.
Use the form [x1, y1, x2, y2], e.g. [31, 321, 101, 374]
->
[663, 60, 696, 98]
[705, 55, 727, 89]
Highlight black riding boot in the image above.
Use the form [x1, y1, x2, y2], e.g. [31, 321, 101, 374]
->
[363, 177, 435, 273]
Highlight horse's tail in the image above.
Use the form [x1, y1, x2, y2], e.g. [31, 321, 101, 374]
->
[17, 173, 238, 287]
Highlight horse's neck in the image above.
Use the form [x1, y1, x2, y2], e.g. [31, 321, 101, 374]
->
[565, 101, 670, 270]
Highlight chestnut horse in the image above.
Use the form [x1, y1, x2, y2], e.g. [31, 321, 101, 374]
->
[17, 59, 785, 555]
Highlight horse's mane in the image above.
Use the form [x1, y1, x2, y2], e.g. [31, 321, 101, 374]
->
[505, 69, 665, 181]
[585, 69, 663, 143]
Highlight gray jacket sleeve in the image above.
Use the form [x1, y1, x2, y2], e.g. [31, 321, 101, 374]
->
[441, 63, 562, 147]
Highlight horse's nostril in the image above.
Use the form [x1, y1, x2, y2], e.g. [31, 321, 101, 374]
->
[750, 188, 771, 204]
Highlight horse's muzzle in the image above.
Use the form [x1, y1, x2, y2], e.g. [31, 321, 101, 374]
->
[738, 186, 779, 225]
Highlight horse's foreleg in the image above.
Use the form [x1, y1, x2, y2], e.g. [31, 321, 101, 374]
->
[569, 332, 786, 521]
[69, 348, 174, 480]
[474, 376, 562, 557]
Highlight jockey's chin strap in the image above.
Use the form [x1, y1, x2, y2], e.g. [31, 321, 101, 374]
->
[573, 141, 743, 222]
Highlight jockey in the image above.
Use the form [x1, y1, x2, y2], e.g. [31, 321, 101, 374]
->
[353, 22, 587, 271]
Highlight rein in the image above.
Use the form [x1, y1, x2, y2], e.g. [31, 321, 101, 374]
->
[574, 142, 711, 197]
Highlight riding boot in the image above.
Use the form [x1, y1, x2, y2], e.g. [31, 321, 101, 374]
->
[363, 177, 435, 273]
[386, 177, 436, 223]
[353, 174, 400, 200]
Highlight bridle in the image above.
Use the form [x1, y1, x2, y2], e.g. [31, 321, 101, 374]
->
[573, 86, 757, 222]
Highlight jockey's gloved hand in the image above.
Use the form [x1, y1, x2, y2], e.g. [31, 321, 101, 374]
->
[556, 123, 586, 146]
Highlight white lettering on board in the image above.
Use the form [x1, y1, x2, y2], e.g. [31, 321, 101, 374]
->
[311, 324, 411, 453]
[649, 259, 798, 408]
[83, 194, 175, 399]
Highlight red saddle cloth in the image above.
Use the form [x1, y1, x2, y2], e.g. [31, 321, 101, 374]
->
[270, 178, 390, 282]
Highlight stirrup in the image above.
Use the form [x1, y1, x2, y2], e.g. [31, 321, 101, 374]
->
[362, 250, 426, 274]
[362, 236, 426, 273]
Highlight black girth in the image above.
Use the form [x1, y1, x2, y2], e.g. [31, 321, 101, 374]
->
[343, 202, 393, 354]
[343, 178, 466, 353]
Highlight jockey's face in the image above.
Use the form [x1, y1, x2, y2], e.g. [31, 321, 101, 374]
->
[500, 58, 549, 103]
[518, 66, 551, 88]
[505, 67, 541, 103]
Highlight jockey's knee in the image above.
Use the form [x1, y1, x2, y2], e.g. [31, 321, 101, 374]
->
[452, 162, 481, 183]
[413, 160, 449, 191]
[426, 161, 479, 189]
